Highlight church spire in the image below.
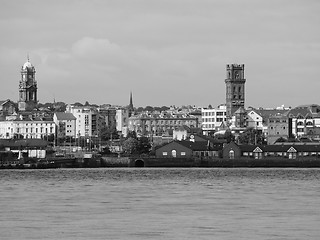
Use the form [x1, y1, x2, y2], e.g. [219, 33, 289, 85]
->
[129, 91, 133, 107]
[128, 91, 134, 117]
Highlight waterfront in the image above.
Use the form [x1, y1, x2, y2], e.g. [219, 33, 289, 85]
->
[0, 168, 319, 240]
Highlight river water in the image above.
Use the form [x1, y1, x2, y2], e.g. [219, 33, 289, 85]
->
[0, 168, 319, 240]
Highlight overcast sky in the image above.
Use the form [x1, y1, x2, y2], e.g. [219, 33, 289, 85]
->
[1, 0, 319, 108]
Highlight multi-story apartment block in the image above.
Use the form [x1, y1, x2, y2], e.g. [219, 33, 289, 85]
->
[287, 104, 320, 139]
[53, 112, 77, 140]
[128, 112, 198, 137]
[116, 108, 130, 135]
[65, 105, 100, 138]
[201, 104, 227, 135]
[0, 116, 55, 139]
[267, 113, 289, 144]
[98, 107, 117, 130]
[245, 108, 290, 144]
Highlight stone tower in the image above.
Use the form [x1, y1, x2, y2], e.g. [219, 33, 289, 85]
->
[225, 64, 246, 118]
[18, 57, 38, 111]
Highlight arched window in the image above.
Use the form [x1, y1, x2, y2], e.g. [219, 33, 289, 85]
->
[172, 150, 177, 158]
[229, 150, 235, 159]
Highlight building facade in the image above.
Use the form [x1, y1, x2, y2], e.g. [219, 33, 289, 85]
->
[65, 105, 100, 138]
[267, 113, 289, 144]
[53, 112, 77, 140]
[201, 104, 227, 135]
[128, 112, 199, 137]
[18, 58, 38, 111]
[0, 100, 16, 116]
[0, 118, 55, 139]
[287, 104, 320, 140]
[116, 108, 130, 134]
[225, 64, 246, 119]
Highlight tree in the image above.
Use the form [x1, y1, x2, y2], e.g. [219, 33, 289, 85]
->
[238, 128, 265, 145]
[100, 126, 119, 141]
[144, 106, 154, 112]
[73, 102, 83, 106]
[122, 137, 139, 155]
[55, 102, 67, 112]
[126, 131, 137, 139]
[137, 137, 151, 154]
[224, 130, 235, 143]
[136, 107, 144, 112]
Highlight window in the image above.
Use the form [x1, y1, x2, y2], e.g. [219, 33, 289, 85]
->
[163, 152, 167, 156]
[172, 150, 177, 158]
[229, 150, 234, 159]
[181, 152, 186, 156]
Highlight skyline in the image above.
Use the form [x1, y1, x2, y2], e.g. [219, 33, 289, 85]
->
[1, 0, 320, 108]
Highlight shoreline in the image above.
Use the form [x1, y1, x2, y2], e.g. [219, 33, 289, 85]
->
[1, 157, 320, 169]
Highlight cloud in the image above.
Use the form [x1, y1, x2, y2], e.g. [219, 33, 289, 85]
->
[71, 37, 121, 57]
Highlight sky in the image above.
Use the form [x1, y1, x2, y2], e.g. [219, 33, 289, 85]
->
[0, 0, 319, 108]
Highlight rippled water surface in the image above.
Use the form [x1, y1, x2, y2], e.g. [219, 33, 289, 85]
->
[0, 168, 319, 240]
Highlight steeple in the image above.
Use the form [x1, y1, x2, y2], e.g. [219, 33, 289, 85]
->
[128, 91, 134, 117]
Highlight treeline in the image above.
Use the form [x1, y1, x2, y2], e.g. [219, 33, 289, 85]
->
[135, 106, 170, 112]
[36, 101, 198, 113]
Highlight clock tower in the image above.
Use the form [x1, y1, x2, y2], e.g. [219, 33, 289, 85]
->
[18, 57, 38, 111]
[225, 64, 246, 118]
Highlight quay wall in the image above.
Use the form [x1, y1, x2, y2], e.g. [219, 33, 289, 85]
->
[2, 156, 320, 169]
[130, 157, 320, 168]
[101, 156, 131, 167]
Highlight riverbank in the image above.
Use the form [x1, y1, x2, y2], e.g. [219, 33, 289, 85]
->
[129, 157, 320, 168]
[2, 156, 320, 169]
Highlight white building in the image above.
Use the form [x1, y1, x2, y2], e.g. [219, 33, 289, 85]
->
[201, 105, 227, 135]
[66, 105, 99, 138]
[0, 118, 55, 139]
[53, 112, 77, 139]
[246, 110, 265, 131]
[116, 108, 129, 135]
